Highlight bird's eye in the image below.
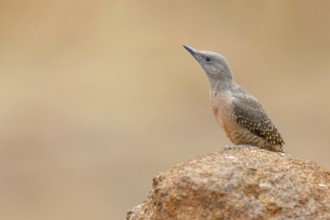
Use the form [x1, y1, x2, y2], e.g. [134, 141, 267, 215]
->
[205, 57, 211, 62]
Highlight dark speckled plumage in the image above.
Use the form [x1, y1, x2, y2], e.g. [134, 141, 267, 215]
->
[232, 86, 285, 146]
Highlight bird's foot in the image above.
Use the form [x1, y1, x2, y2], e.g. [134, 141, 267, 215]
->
[222, 144, 251, 151]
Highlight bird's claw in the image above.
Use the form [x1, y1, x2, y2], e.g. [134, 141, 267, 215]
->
[223, 145, 251, 151]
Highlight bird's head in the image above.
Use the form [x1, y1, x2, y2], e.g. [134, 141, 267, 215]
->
[183, 45, 234, 90]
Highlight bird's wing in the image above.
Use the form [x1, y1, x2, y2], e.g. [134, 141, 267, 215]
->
[232, 92, 285, 145]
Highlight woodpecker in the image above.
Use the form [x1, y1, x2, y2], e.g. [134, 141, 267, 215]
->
[183, 45, 285, 152]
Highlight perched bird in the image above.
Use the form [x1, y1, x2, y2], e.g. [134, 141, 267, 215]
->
[183, 45, 285, 152]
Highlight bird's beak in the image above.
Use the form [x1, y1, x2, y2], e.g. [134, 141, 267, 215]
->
[183, 45, 202, 63]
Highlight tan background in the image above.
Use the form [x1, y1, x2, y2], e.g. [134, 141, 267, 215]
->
[0, 1, 329, 219]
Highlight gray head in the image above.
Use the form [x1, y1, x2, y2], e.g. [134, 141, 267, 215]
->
[183, 45, 234, 90]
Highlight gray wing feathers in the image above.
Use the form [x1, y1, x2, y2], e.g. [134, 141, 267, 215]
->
[232, 91, 285, 145]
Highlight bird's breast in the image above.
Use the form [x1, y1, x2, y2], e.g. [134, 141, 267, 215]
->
[210, 91, 234, 133]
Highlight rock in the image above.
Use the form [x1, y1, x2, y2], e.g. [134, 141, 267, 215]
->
[127, 147, 330, 220]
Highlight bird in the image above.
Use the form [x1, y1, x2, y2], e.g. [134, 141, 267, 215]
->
[183, 45, 285, 152]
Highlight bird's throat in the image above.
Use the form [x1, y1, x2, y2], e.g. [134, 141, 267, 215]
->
[209, 79, 234, 94]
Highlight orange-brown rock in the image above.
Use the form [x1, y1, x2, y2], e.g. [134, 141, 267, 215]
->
[127, 147, 330, 219]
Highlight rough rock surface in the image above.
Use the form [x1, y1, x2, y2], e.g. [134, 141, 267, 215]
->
[127, 147, 330, 220]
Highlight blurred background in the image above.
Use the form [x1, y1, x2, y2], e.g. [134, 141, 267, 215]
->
[0, 1, 329, 219]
